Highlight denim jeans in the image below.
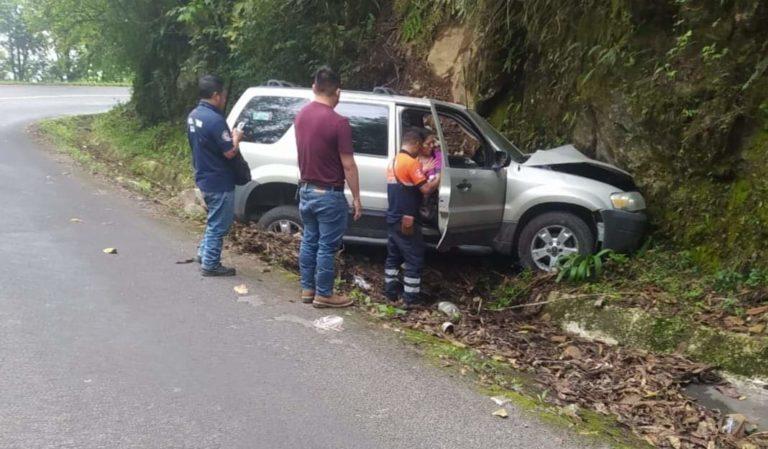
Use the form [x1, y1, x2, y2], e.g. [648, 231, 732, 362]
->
[198, 190, 235, 270]
[299, 185, 348, 297]
[384, 223, 424, 304]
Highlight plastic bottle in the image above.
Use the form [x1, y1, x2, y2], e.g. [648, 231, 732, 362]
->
[437, 301, 461, 321]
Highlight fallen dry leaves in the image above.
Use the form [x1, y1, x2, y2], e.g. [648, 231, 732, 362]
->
[228, 225, 766, 449]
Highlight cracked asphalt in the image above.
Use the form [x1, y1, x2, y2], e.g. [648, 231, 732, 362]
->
[0, 85, 599, 449]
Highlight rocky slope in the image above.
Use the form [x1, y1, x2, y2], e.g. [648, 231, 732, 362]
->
[366, 1, 768, 270]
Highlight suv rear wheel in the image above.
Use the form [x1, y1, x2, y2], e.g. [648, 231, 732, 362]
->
[256, 205, 303, 236]
[517, 211, 594, 272]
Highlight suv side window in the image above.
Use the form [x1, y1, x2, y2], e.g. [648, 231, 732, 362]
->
[336, 102, 389, 157]
[236, 96, 308, 144]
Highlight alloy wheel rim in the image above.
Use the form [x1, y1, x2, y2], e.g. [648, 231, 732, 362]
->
[267, 219, 302, 235]
[530, 225, 579, 271]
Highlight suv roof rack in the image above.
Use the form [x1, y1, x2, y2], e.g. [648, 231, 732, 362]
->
[372, 86, 399, 95]
[264, 79, 297, 88]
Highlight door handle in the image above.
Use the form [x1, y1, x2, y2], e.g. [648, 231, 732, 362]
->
[456, 180, 472, 192]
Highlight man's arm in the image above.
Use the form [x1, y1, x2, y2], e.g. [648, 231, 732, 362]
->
[223, 127, 243, 160]
[340, 152, 362, 221]
[337, 118, 362, 221]
[214, 119, 243, 160]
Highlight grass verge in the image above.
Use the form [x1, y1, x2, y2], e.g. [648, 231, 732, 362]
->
[36, 105, 194, 212]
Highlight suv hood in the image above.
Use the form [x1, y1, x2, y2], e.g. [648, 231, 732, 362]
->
[522, 145, 637, 191]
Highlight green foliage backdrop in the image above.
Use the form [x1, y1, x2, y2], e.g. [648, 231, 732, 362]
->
[4, 0, 768, 270]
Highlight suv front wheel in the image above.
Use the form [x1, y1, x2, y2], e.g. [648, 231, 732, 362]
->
[517, 211, 595, 272]
[256, 205, 303, 236]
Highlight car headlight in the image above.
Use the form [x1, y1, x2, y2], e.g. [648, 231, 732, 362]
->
[610, 192, 646, 212]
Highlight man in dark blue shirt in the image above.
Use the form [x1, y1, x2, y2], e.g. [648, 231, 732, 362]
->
[187, 74, 243, 276]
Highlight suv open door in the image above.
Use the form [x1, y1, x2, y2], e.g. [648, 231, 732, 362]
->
[430, 102, 507, 250]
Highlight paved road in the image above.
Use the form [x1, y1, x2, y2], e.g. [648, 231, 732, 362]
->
[0, 85, 595, 449]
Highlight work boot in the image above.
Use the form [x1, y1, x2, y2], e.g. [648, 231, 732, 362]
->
[195, 255, 202, 264]
[402, 300, 427, 311]
[301, 290, 315, 304]
[201, 265, 236, 277]
[312, 294, 353, 309]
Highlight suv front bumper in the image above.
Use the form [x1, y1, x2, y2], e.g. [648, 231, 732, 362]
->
[600, 209, 648, 252]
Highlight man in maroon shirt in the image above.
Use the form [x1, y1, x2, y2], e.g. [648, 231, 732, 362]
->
[295, 66, 362, 308]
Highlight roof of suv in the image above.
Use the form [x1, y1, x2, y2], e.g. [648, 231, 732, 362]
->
[243, 86, 467, 110]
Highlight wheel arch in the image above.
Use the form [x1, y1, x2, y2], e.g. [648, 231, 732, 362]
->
[235, 181, 298, 222]
[513, 202, 598, 251]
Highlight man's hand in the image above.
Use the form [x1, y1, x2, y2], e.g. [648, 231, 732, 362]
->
[232, 127, 244, 146]
[352, 197, 362, 221]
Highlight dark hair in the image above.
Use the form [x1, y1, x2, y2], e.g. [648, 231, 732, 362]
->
[198, 74, 225, 99]
[313, 66, 341, 96]
[402, 128, 424, 146]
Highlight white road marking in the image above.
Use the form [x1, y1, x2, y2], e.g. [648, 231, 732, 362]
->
[0, 94, 130, 101]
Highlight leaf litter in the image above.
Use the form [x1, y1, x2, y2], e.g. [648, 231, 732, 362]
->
[228, 225, 765, 448]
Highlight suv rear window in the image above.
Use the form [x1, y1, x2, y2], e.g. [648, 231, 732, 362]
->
[336, 102, 389, 157]
[236, 96, 308, 144]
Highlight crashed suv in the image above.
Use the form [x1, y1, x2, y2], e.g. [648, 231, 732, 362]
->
[227, 84, 647, 271]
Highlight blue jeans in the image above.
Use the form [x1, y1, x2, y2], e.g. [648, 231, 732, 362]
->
[299, 185, 348, 297]
[198, 190, 235, 270]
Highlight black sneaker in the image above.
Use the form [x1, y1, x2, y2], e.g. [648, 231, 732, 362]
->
[402, 301, 426, 311]
[201, 265, 236, 277]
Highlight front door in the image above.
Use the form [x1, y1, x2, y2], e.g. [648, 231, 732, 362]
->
[431, 103, 507, 249]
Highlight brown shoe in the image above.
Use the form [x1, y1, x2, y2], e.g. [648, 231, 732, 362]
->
[312, 294, 354, 308]
[301, 290, 315, 304]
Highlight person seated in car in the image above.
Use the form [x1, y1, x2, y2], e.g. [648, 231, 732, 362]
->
[419, 130, 442, 183]
[418, 129, 441, 225]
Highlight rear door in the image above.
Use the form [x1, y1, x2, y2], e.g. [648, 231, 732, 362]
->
[335, 100, 392, 238]
[432, 102, 507, 249]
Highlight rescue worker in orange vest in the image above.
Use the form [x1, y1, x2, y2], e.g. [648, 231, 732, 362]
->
[385, 128, 440, 308]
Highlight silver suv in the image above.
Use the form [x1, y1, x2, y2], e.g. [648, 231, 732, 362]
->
[227, 85, 647, 271]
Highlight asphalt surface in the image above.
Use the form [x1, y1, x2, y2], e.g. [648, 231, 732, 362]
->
[0, 85, 598, 449]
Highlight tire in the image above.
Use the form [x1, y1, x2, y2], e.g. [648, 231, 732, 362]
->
[256, 205, 303, 236]
[517, 211, 595, 272]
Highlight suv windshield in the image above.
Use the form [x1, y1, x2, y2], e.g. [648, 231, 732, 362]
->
[467, 110, 525, 163]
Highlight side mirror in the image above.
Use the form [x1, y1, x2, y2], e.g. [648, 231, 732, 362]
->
[493, 150, 510, 171]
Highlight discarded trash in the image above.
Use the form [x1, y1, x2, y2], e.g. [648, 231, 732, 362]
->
[721, 413, 750, 438]
[233, 284, 249, 295]
[353, 275, 372, 291]
[491, 396, 510, 406]
[441, 322, 455, 334]
[313, 315, 344, 332]
[437, 301, 461, 321]
[102, 247, 117, 254]
[492, 408, 509, 418]
[175, 258, 195, 264]
[69, 218, 83, 223]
